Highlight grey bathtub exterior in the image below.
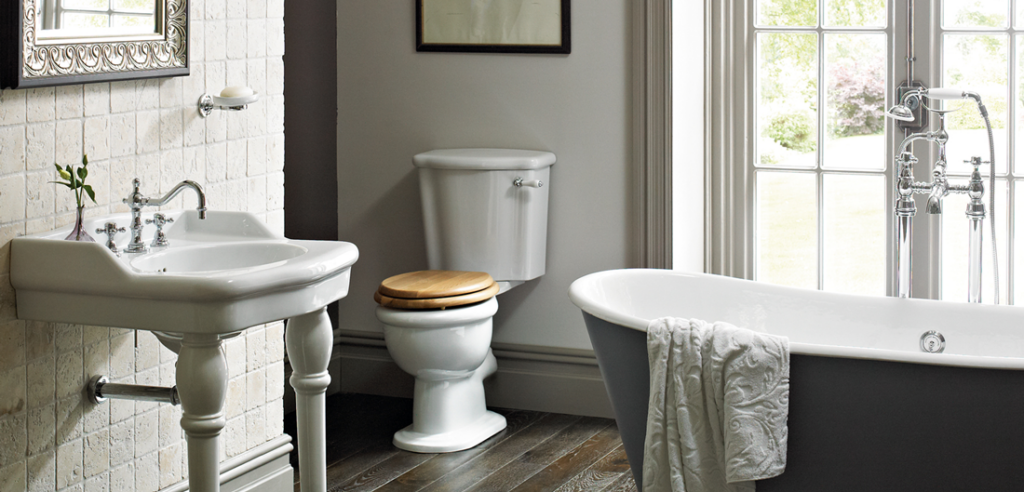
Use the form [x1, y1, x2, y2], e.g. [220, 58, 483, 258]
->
[582, 312, 1024, 491]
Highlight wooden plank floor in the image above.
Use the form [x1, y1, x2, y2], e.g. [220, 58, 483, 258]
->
[284, 393, 638, 492]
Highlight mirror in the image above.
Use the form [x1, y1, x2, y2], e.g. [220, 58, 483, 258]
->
[1, 0, 188, 89]
[37, 0, 160, 38]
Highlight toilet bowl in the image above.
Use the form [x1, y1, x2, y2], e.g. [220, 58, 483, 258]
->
[373, 149, 555, 453]
[375, 270, 506, 453]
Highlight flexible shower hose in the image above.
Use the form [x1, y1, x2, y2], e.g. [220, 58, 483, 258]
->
[977, 101, 1000, 304]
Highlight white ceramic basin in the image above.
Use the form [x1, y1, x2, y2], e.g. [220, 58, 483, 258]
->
[11, 210, 359, 334]
[131, 242, 307, 274]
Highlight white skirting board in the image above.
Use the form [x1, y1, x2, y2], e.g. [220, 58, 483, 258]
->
[160, 435, 294, 492]
[331, 331, 615, 419]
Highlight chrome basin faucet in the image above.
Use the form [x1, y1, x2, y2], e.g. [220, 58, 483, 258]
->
[122, 178, 207, 254]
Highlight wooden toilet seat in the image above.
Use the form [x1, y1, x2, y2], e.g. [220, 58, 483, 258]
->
[374, 270, 499, 309]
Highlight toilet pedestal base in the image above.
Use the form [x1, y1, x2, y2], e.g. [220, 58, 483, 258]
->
[394, 410, 506, 453]
[393, 350, 506, 453]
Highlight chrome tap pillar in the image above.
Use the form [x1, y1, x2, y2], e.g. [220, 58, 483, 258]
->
[966, 157, 987, 303]
[895, 152, 918, 298]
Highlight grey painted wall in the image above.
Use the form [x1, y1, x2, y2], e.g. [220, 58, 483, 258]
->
[337, 3, 632, 351]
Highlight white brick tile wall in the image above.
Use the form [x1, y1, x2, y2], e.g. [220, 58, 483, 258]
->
[83, 473, 106, 492]
[82, 84, 109, 118]
[56, 86, 84, 121]
[158, 444, 181, 489]
[0, 364, 25, 418]
[26, 123, 55, 170]
[26, 450, 54, 492]
[55, 438, 83, 488]
[0, 91, 26, 126]
[136, 80, 160, 112]
[55, 397, 82, 445]
[26, 88, 56, 123]
[0, 127, 25, 174]
[0, 5, 287, 490]
[109, 462, 132, 492]
[245, 369, 266, 411]
[226, 377, 245, 419]
[25, 357, 54, 409]
[109, 82, 137, 114]
[0, 461, 26, 492]
[227, 0, 245, 19]
[83, 430, 108, 479]
[55, 119, 83, 166]
[25, 405, 53, 455]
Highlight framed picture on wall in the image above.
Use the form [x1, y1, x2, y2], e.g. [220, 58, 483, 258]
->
[416, 0, 571, 54]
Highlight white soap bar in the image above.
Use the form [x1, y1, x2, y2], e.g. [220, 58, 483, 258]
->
[220, 86, 254, 98]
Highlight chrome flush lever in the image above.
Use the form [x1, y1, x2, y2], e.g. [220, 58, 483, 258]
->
[146, 213, 174, 248]
[95, 222, 126, 255]
[513, 177, 544, 188]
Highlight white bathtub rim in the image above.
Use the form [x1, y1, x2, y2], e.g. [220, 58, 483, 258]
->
[569, 269, 1024, 371]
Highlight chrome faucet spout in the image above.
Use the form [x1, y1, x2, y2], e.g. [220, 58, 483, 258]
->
[121, 179, 207, 254]
[147, 180, 207, 219]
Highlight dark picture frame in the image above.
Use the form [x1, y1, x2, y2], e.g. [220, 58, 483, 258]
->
[416, 0, 570, 54]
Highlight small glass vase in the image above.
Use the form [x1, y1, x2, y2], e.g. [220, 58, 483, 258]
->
[65, 206, 95, 242]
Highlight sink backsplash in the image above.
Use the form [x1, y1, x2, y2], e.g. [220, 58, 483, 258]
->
[0, 1, 287, 490]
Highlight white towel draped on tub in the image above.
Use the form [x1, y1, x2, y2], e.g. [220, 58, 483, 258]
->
[642, 317, 790, 492]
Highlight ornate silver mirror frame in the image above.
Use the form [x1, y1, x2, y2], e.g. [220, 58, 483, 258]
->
[1, 0, 188, 89]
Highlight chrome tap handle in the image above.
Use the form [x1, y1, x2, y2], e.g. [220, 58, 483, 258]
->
[95, 222, 126, 255]
[122, 178, 150, 254]
[123, 178, 144, 208]
[145, 213, 174, 248]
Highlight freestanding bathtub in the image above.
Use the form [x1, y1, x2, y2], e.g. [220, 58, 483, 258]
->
[569, 269, 1024, 491]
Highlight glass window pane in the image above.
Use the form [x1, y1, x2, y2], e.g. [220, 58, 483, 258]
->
[823, 174, 886, 296]
[943, 34, 1008, 176]
[62, 0, 108, 10]
[943, 0, 1008, 29]
[824, 33, 886, 171]
[757, 172, 818, 289]
[756, 32, 819, 169]
[1016, 181, 1024, 304]
[757, 0, 817, 27]
[825, 0, 886, 27]
[61, 12, 109, 29]
[1016, 35, 1024, 176]
[112, 0, 156, 13]
[941, 179, 1008, 304]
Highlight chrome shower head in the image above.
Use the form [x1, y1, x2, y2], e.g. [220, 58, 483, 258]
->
[886, 104, 916, 122]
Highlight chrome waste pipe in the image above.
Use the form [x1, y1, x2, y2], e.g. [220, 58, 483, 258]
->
[87, 375, 180, 405]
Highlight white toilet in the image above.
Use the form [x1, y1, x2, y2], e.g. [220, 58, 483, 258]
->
[374, 148, 555, 453]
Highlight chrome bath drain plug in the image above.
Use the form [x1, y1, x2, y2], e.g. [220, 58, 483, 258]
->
[920, 331, 946, 353]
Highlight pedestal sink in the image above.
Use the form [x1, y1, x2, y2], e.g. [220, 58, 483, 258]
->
[10, 210, 359, 492]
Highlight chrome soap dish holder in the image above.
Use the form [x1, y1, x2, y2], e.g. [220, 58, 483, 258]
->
[198, 86, 260, 118]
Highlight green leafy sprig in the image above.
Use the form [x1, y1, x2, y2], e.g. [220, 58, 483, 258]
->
[52, 154, 96, 209]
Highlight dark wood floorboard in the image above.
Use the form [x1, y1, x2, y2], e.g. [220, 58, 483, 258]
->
[510, 425, 625, 492]
[285, 393, 637, 491]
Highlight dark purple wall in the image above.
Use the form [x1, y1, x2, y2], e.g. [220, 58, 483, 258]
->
[284, 3, 339, 325]
[284, 2, 338, 242]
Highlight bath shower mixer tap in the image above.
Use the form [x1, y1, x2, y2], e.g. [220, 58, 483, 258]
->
[887, 87, 998, 303]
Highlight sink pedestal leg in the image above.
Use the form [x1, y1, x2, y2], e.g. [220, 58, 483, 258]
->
[287, 307, 333, 492]
[177, 333, 229, 492]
